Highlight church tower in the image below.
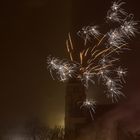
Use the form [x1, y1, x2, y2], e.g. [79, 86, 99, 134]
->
[64, 79, 91, 140]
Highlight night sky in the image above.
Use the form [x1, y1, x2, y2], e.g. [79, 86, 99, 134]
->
[0, 0, 140, 130]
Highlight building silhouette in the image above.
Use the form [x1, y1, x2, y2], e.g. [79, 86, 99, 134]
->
[64, 79, 117, 140]
[65, 79, 91, 140]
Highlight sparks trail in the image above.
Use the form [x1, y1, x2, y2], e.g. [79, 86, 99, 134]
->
[47, 1, 138, 120]
[77, 25, 101, 46]
[80, 99, 96, 120]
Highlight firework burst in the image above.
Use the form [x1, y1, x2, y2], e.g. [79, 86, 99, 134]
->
[80, 99, 96, 120]
[121, 17, 139, 38]
[47, 56, 78, 82]
[77, 25, 100, 45]
[47, 1, 138, 120]
[106, 0, 127, 22]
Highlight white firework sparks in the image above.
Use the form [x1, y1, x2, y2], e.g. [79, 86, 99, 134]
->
[106, 85, 125, 103]
[88, 26, 101, 39]
[107, 1, 127, 23]
[107, 11, 122, 22]
[107, 29, 126, 47]
[121, 19, 139, 38]
[47, 1, 138, 120]
[80, 99, 96, 120]
[47, 56, 60, 70]
[116, 66, 127, 82]
[81, 71, 95, 88]
[97, 69, 110, 82]
[104, 76, 125, 102]
[111, 1, 126, 15]
[77, 25, 100, 45]
[105, 77, 115, 88]
[47, 56, 77, 82]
